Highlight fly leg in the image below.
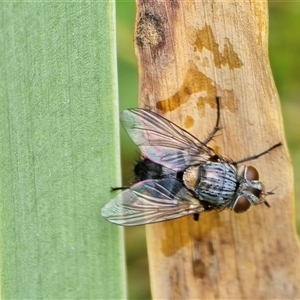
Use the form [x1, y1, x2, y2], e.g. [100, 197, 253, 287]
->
[203, 96, 222, 145]
[233, 142, 282, 164]
[111, 186, 130, 191]
[193, 213, 200, 221]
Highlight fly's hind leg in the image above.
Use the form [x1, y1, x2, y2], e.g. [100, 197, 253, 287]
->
[203, 96, 222, 145]
[111, 186, 130, 191]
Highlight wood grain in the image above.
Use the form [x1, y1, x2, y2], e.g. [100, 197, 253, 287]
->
[134, 0, 300, 299]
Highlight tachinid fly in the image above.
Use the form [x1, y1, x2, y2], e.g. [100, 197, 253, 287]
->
[101, 98, 281, 226]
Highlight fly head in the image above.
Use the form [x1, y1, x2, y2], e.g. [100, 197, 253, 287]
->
[233, 165, 271, 213]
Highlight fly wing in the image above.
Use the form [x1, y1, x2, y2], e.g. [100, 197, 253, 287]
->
[101, 179, 205, 226]
[121, 109, 216, 171]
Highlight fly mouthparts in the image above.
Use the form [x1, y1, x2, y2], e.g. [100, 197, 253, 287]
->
[266, 191, 275, 196]
[266, 185, 278, 196]
[261, 189, 276, 208]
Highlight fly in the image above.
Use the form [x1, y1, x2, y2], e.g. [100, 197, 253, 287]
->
[101, 97, 281, 226]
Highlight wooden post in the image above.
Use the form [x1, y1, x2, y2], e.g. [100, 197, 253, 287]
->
[134, 0, 300, 299]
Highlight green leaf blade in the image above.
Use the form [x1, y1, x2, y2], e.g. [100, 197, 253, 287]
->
[0, 2, 126, 299]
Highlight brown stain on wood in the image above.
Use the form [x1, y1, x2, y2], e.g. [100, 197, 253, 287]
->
[183, 115, 194, 129]
[156, 61, 216, 113]
[197, 89, 237, 114]
[156, 25, 243, 114]
[160, 212, 223, 257]
[193, 25, 243, 69]
[192, 258, 206, 278]
[159, 219, 192, 257]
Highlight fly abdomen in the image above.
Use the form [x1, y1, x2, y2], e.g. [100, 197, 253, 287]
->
[134, 158, 177, 181]
[134, 158, 162, 180]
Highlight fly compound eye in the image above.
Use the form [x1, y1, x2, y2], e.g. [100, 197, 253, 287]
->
[245, 166, 259, 180]
[233, 195, 251, 213]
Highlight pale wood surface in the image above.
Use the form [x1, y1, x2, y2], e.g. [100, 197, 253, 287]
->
[134, 0, 300, 299]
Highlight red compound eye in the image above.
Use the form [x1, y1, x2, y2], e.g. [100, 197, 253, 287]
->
[245, 166, 259, 180]
[233, 196, 251, 213]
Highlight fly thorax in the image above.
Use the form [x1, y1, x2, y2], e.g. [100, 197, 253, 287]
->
[183, 166, 200, 192]
[184, 162, 237, 205]
[233, 165, 264, 213]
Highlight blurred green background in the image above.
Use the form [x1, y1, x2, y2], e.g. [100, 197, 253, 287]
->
[116, 2, 300, 299]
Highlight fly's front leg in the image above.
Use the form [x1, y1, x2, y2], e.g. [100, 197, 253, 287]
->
[203, 97, 222, 145]
[233, 142, 282, 165]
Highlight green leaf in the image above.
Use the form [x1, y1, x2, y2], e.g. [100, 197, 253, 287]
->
[0, 2, 126, 298]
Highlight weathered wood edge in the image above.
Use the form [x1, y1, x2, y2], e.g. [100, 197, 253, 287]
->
[134, 1, 300, 299]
